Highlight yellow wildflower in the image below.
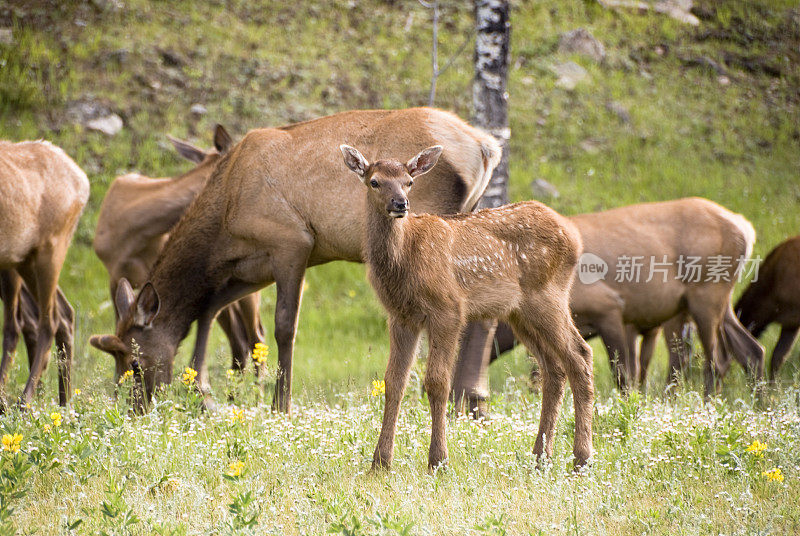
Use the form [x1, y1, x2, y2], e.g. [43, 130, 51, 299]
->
[746, 439, 767, 457]
[371, 380, 385, 397]
[226, 369, 236, 379]
[43, 424, 51, 433]
[348, 289, 356, 298]
[762, 468, 784, 483]
[252, 342, 269, 365]
[2, 433, 22, 454]
[50, 412, 62, 428]
[228, 406, 246, 424]
[118, 369, 134, 384]
[73, 388, 81, 396]
[227, 460, 245, 477]
[181, 367, 198, 386]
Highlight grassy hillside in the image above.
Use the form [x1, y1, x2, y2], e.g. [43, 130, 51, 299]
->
[1, 1, 799, 533]
[2, 0, 799, 398]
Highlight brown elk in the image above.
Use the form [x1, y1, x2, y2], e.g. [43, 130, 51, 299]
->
[452, 198, 764, 405]
[0, 140, 89, 406]
[89, 108, 501, 413]
[736, 235, 800, 380]
[340, 144, 593, 470]
[91, 125, 265, 383]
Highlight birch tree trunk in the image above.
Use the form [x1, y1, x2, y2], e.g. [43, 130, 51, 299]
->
[473, 0, 510, 209]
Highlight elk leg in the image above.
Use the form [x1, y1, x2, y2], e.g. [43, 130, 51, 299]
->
[0, 271, 22, 393]
[660, 315, 688, 386]
[189, 314, 217, 411]
[637, 326, 659, 387]
[719, 306, 765, 382]
[688, 301, 725, 397]
[272, 253, 310, 415]
[54, 288, 74, 406]
[216, 304, 249, 372]
[451, 320, 497, 418]
[424, 316, 462, 471]
[769, 326, 799, 381]
[19, 243, 64, 406]
[373, 319, 421, 470]
[17, 282, 39, 370]
[236, 292, 265, 381]
[595, 313, 633, 391]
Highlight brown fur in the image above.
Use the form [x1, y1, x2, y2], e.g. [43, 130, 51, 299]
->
[736, 235, 800, 380]
[452, 197, 765, 402]
[0, 140, 88, 406]
[91, 126, 265, 385]
[343, 146, 593, 470]
[1, 275, 74, 403]
[88, 108, 502, 413]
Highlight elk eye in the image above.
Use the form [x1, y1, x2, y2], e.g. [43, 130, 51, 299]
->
[407, 180, 414, 187]
[370, 179, 379, 188]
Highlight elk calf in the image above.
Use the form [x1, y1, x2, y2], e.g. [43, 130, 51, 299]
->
[341, 144, 594, 470]
[736, 235, 800, 380]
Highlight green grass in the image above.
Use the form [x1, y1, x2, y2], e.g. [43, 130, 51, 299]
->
[0, 0, 799, 532]
[1, 382, 799, 534]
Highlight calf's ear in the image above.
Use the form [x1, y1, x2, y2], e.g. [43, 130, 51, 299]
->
[340, 145, 370, 181]
[406, 145, 443, 177]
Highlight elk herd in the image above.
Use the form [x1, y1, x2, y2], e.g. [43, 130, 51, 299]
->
[0, 107, 798, 470]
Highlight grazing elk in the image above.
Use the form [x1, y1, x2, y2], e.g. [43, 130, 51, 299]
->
[736, 235, 800, 380]
[340, 144, 593, 470]
[452, 198, 764, 405]
[92, 125, 265, 382]
[89, 108, 501, 413]
[0, 140, 89, 406]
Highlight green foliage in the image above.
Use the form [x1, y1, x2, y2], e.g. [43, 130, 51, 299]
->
[0, 0, 798, 532]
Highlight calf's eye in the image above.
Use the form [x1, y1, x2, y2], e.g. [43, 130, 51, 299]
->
[370, 179, 379, 188]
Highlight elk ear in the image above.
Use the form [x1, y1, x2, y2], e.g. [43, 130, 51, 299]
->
[115, 278, 136, 321]
[213, 124, 233, 153]
[134, 282, 160, 327]
[168, 135, 206, 163]
[89, 334, 128, 355]
[406, 145, 443, 177]
[340, 144, 370, 180]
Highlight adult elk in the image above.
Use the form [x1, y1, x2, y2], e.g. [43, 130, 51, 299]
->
[340, 144, 593, 469]
[452, 198, 764, 404]
[736, 235, 800, 380]
[0, 141, 89, 406]
[89, 108, 501, 413]
[92, 125, 265, 382]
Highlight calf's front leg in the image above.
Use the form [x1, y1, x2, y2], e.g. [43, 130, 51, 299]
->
[373, 319, 421, 470]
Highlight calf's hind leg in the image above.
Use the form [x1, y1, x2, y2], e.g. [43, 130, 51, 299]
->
[511, 299, 594, 466]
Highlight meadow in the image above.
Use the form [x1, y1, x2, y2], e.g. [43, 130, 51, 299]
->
[0, 0, 799, 533]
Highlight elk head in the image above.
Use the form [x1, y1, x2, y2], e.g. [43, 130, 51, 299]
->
[90, 278, 176, 413]
[339, 145, 443, 218]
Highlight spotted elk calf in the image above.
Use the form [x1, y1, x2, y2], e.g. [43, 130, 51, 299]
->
[340, 144, 594, 470]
